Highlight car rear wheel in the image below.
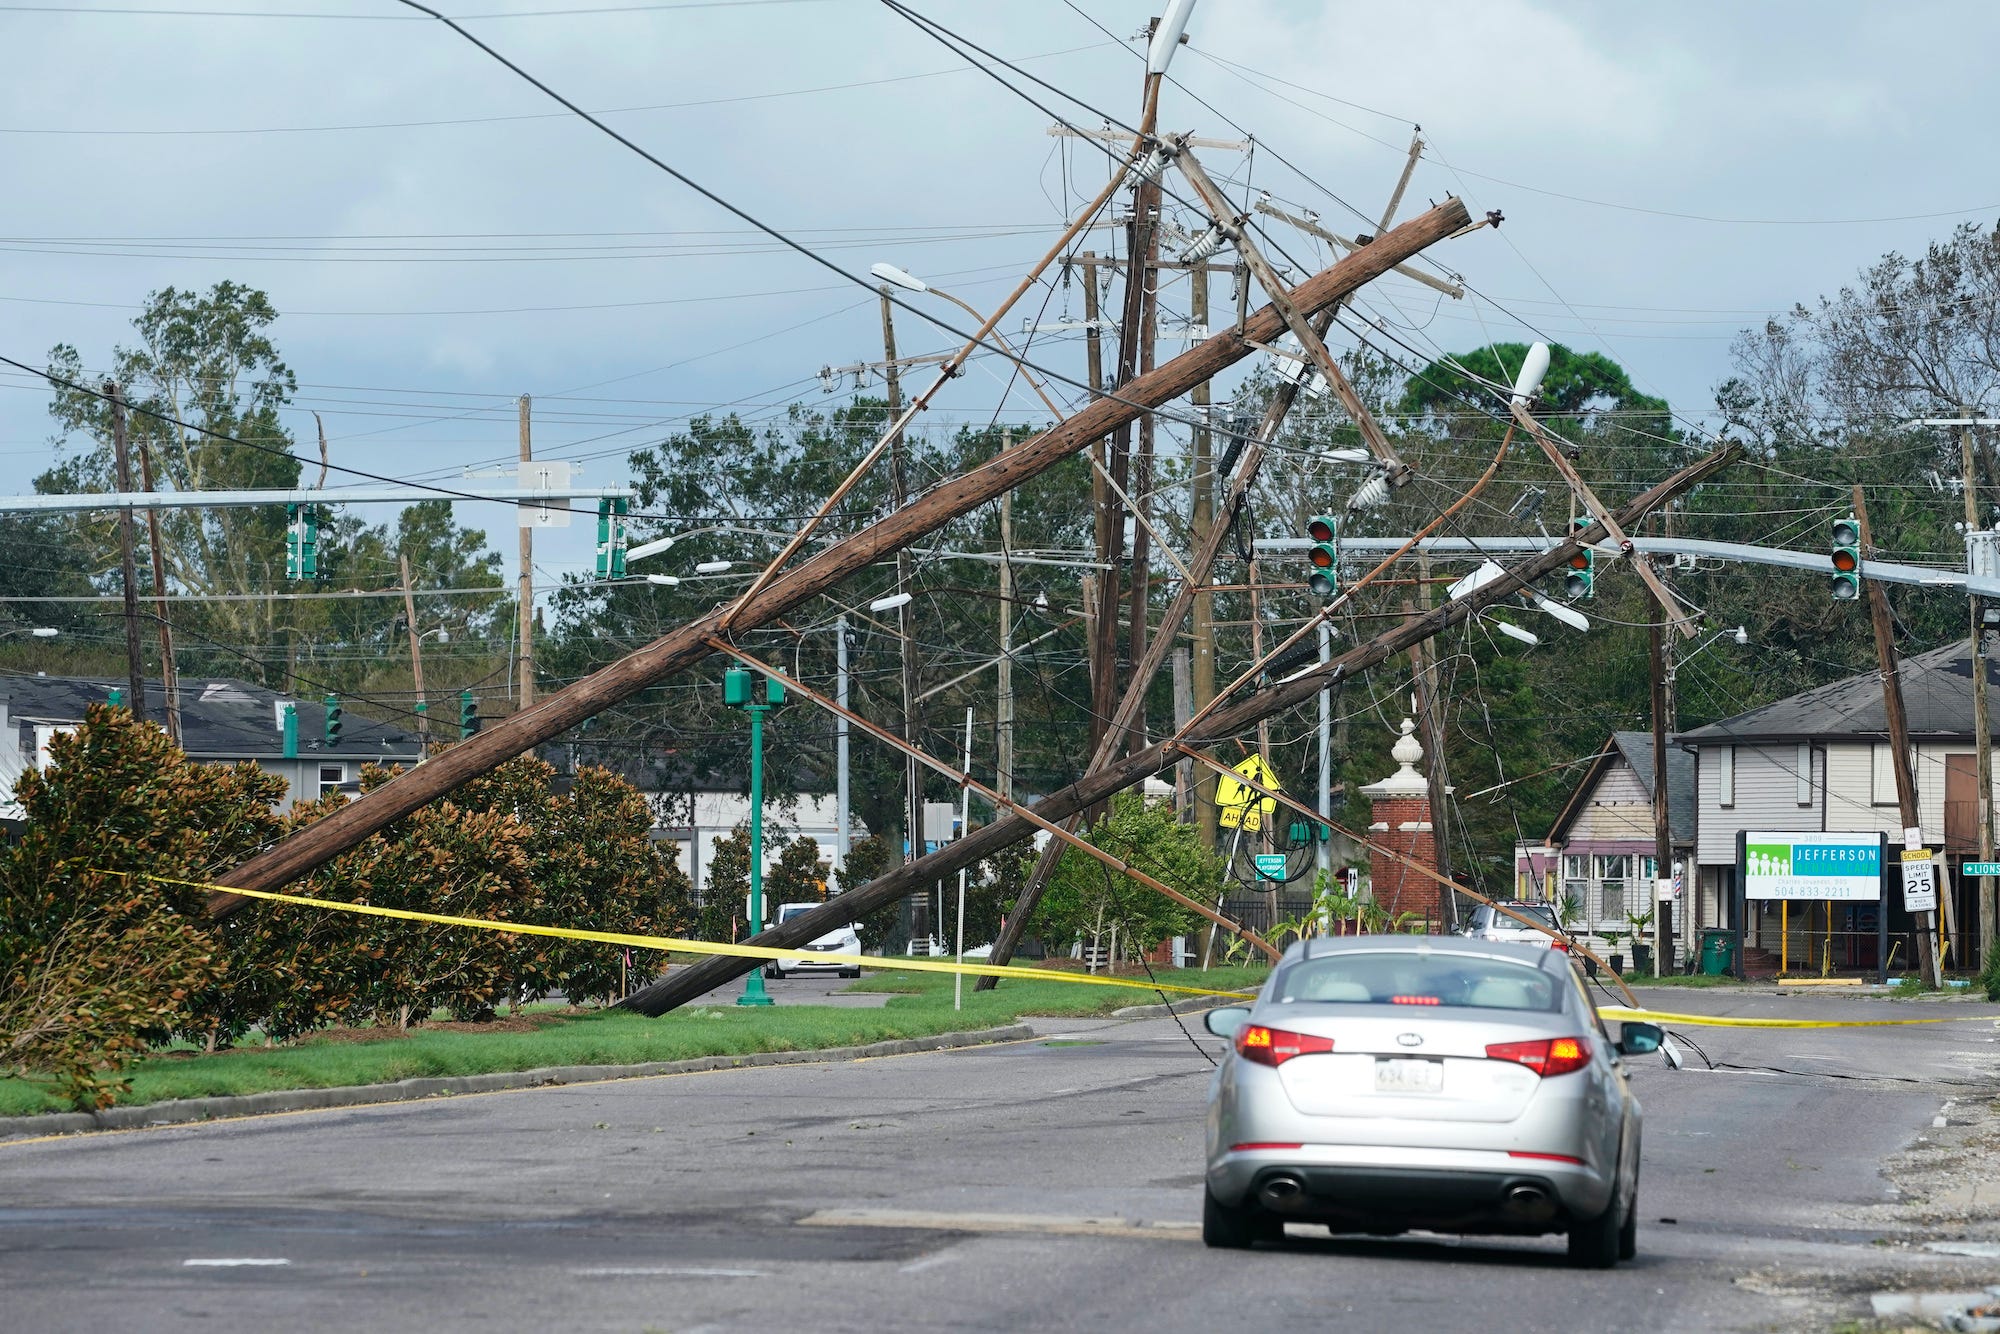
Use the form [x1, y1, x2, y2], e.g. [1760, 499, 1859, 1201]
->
[1618, 1180, 1638, 1261]
[841, 968, 861, 979]
[1202, 1184, 1282, 1249]
[1567, 1175, 1627, 1268]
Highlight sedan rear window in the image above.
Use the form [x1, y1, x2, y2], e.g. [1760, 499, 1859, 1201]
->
[1275, 952, 1559, 1012]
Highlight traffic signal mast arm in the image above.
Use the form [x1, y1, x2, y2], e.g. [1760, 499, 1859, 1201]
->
[205, 198, 1477, 916]
[1505, 399, 1696, 637]
[624, 441, 1739, 1016]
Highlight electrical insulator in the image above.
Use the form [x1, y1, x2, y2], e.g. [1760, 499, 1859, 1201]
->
[1347, 475, 1390, 514]
[1179, 224, 1226, 264]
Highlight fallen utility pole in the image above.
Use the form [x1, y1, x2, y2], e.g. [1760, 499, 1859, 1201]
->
[205, 198, 1474, 914]
[624, 442, 1735, 1015]
[1853, 484, 1939, 987]
[135, 433, 181, 746]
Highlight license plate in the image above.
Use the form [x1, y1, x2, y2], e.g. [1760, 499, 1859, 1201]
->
[1375, 1058, 1444, 1093]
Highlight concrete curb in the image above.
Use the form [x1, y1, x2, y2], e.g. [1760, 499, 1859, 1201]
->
[1111, 995, 1238, 1020]
[0, 1023, 1036, 1142]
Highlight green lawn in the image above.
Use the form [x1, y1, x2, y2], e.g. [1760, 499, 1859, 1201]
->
[1623, 972, 1748, 989]
[0, 962, 1269, 1118]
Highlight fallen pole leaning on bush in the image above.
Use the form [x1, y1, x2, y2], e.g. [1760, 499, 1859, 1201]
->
[205, 197, 1475, 917]
[620, 443, 1740, 1016]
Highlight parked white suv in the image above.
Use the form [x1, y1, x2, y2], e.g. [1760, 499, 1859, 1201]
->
[764, 903, 863, 980]
[1463, 902, 1562, 949]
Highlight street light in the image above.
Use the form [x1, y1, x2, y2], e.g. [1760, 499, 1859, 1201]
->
[2, 626, 58, 639]
[870, 592, 913, 613]
[869, 262, 1066, 418]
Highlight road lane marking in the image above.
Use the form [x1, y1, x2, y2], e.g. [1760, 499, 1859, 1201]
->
[800, 1209, 1199, 1241]
[183, 1258, 290, 1267]
[571, 1267, 767, 1278]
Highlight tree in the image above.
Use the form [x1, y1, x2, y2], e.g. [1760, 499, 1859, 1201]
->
[700, 826, 752, 940]
[1031, 793, 1219, 963]
[0, 705, 287, 1102]
[40, 283, 505, 694]
[763, 836, 829, 906]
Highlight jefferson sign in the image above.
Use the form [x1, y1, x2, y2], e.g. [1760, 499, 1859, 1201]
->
[1743, 832, 1882, 901]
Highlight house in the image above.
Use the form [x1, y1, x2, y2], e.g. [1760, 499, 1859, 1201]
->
[1533, 731, 1695, 949]
[1677, 639, 1997, 975]
[0, 674, 424, 819]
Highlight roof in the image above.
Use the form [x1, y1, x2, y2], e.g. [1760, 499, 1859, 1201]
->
[1678, 639, 1995, 744]
[1545, 729, 1695, 847]
[0, 674, 421, 760]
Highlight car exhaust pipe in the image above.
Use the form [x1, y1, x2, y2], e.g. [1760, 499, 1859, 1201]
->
[1259, 1176, 1306, 1212]
[1504, 1183, 1555, 1222]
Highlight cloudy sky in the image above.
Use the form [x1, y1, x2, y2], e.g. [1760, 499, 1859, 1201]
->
[2, 0, 1996, 587]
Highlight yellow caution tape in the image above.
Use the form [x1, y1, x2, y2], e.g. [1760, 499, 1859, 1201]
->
[1601, 1006, 1992, 1029]
[110, 871, 1256, 1001]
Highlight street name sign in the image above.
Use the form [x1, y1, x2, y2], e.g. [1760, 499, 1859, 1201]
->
[1253, 853, 1287, 881]
[1963, 862, 2000, 877]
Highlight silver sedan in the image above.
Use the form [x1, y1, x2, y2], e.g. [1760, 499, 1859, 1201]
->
[1202, 936, 1660, 1266]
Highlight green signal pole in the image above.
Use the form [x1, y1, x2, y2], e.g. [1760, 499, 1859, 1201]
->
[728, 663, 780, 1007]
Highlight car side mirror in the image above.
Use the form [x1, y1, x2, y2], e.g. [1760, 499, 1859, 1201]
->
[1204, 1006, 1252, 1039]
[1617, 1021, 1663, 1056]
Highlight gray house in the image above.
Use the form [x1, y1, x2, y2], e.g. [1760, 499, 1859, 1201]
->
[1536, 731, 1696, 945]
[0, 675, 424, 819]
[1678, 640, 1997, 974]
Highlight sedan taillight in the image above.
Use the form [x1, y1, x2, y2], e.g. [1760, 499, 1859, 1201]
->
[1235, 1024, 1334, 1067]
[1486, 1036, 1591, 1077]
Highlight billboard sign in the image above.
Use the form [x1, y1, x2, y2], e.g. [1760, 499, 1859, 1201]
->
[1743, 833, 1881, 901]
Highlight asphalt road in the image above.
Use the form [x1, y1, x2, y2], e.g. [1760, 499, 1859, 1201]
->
[3, 984, 1997, 1333]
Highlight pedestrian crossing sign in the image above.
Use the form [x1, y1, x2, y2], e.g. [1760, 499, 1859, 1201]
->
[1217, 754, 1283, 832]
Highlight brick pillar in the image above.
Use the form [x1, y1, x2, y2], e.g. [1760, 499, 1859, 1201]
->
[1362, 719, 1440, 928]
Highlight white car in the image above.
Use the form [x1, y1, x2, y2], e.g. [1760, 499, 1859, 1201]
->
[1463, 902, 1563, 949]
[764, 903, 862, 980]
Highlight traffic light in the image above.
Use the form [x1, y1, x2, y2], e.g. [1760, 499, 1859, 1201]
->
[1305, 513, 1340, 599]
[323, 694, 343, 747]
[459, 689, 480, 739]
[1830, 516, 1861, 600]
[1564, 516, 1595, 598]
[284, 503, 318, 580]
[596, 497, 629, 579]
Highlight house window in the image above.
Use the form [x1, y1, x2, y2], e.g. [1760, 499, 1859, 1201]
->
[318, 763, 345, 799]
[1594, 854, 1630, 922]
[1871, 744, 1899, 806]
[1561, 854, 1590, 922]
[1718, 747, 1735, 808]
[1796, 742, 1812, 806]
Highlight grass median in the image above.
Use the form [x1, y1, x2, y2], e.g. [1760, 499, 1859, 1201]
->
[0, 961, 1269, 1118]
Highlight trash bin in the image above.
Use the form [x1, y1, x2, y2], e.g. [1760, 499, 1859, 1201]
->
[1699, 929, 1736, 976]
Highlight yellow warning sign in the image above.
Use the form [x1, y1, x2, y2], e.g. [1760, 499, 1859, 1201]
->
[1217, 754, 1283, 832]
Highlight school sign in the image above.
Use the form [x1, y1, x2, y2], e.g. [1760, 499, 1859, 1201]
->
[1742, 832, 1882, 901]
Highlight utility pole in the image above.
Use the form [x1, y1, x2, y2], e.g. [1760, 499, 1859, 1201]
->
[1316, 619, 1333, 882]
[1854, 484, 1939, 986]
[1125, 189, 1161, 680]
[882, 286, 927, 937]
[135, 433, 180, 745]
[1649, 591, 1672, 978]
[106, 383, 147, 720]
[1964, 407, 1995, 968]
[997, 429, 1016, 802]
[1078, 249, 1113, 754]
[517, 394, 534, 708]
[400, 551, 429, 743]
[1189, 268, 1219, 858]
[835, 613, 851, 882]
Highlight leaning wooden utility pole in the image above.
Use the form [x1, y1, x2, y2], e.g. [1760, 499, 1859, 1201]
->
[400, 551, 430, 743]
[106, 383, 147, 719]
[517, 394, 534, 708]
[1648, 585, 1672, 978]
[207, 199, 1472, 914]
[628, 443, 1738, 1014]
[1854, 484, 1939, 987]
[135, 434, 180, 745]
[1188, 267, 1218, 856]
[1963, 408, 1995, 967]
